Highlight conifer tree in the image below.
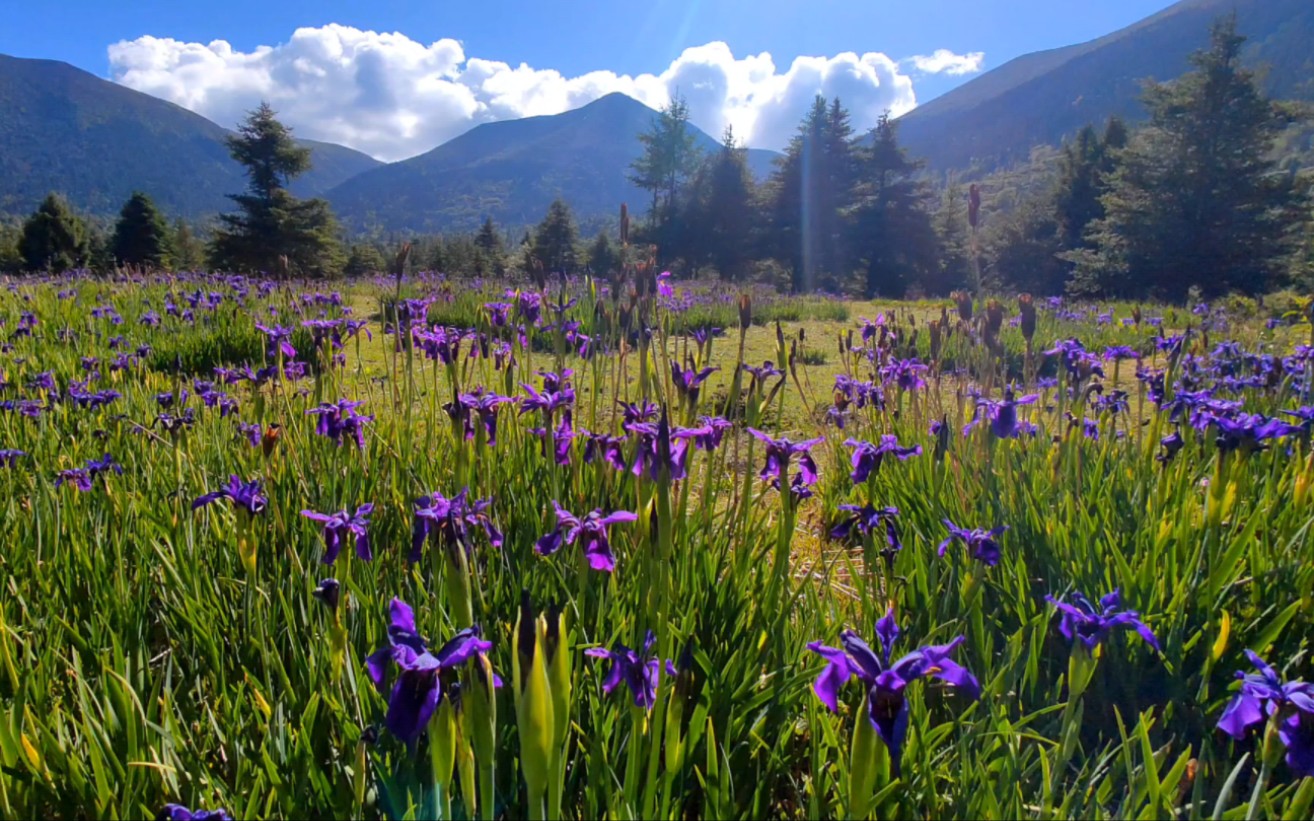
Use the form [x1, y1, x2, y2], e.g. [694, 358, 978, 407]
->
[111, 191, 173, 269]
[19, 193, 87, 273]
[1072, 17, 1307, 298]
[209, 103, 344, 276]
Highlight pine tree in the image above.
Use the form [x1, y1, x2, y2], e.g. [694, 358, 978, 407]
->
[1073, 17, 1308, 298]
[850, 114, 938, 297]
[344, 243, 387, 276]
[629, 95, 702, 261]
[111, 192, 173, 270]
[474, 217, 505, 275]
[766, 96, 859, 292]
[930, 182, 973, 296]
[530, 199, 580, 275]
[0, 223, 21, 272]
[171, 218, 207, 271]
[685, 126, 756, 280]
[209, 103, 344, 276]
[588, 231, 619, 275]
[19, 193, 88, 273]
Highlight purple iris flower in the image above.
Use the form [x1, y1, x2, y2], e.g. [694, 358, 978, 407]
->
[747, 429, 822, 494]
[976, 389, 1039, 439]
[301, 504, 375, 564]
[628, 419, 690, 481]
[845, 436, 921, 483]
[0, 449, 26, 468]
[1044, 589, 1160, 653]
[55, 454, 124, 491]
[586, 630, 675, 710]
[410, 489, 501, 564]
[671, 361, 718, 401]
[938, 520, 1008, 566]
[312, 577, 341, 612]
[830, 505, 902, 553]
[1282, 407, 1314, 434]
[618, 400, 659, 425]
[155, 805, 232, 821]
[306, 399, 374, 449]
[881, 358, 929, 392]
[484, 302, 511, 327]
[1217, 651, 1314, 777]
[656, 271, 674, 298]
[535, 502, 638, 572]
[1209, 413, 1301, 454]
[743, 361, 782, 382]
[673, 416, 733, 452]
[808, 609, 980, 774]
[460, 389, 511, 445]
[582, 430, 629, 471]
[531, 412, 576, 466]
[366, 598, 498, 745]
[255, 323, 297, 358]
[193, 475, 268, 516]
[236, 422, 262, 448]
[1157, 431, 1185, 464]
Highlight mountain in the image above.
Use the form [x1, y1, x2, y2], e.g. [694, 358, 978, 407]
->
[897, 0, 1314, 174]
[328, 92, 780, 234]
[0, 53, 381, 220]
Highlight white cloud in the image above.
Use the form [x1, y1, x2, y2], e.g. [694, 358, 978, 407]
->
[907, 49, 985, 76]
[108, 26, 965, 161]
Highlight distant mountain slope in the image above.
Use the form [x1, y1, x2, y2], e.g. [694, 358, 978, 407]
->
[898, 0, 1314, 174]
[328, 92, 780, 234]
[0, 53, 380, 220]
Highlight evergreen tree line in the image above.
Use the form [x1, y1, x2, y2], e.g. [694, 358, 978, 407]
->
[609, 16, 1310, 300]
[2, 16, 1309, 301]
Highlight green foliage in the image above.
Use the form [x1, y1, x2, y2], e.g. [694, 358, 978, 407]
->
[766, 96, 859, 292]
[680, 126, 757, 281]
[208, 104, 345, 276]
[18, 192, 88, 272]
[111, 192, 173, 270]
[1073, 17, 1310, 299]
[170, 218, 207, 272]
[529, 198, 580, 275]
[629, 94, 703, 245]
[587, 230, 618, 275]
[0, 222, 21, 272]
[0, 54, 380, 220]
[850, 114, 939, 297]
[343, 242, 387, 276]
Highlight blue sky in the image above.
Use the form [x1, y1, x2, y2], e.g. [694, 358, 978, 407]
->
[0, 0, 1177, 158]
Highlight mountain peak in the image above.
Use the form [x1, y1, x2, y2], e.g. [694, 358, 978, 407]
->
[898, 0, 1313, 173]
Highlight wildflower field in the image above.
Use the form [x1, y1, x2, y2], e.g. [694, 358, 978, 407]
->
[3, 270, 1314, 821]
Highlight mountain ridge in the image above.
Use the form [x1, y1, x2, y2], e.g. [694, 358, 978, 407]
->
[326, 92, 780, 234]
[0, 52, 381, 220]
[896, 0, 1314, 173]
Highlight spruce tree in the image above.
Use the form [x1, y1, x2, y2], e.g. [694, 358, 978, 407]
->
[767, 96, 859, 292]
[19, 193, 87, 273]
[850, 114, 938, 297]
[530, 199, 580, 275]
[209, 103, 344, 276]
[344, 243, 387, 276]
[171, 218, 207, 271]
[588, 231, 619, 275]
[629, 95, 702, 261]
[111, 192, 173, 270]
[684, 126, 755, 280]
[930, 182, 973, 296]
[1073, 17, 1307, 298]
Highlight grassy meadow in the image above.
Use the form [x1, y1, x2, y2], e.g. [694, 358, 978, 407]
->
[1, 271, 1313, 820]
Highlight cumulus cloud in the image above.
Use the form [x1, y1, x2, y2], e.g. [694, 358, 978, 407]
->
[108, 26, 964, 161]
[907, 49, 986, 76]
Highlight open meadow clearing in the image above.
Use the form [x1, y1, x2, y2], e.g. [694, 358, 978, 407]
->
[2, 272, 1313, 819]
